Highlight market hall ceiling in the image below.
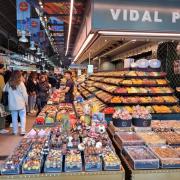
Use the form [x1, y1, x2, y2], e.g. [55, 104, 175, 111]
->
[0, 0, 86, 58]
[42, 0, 86, 56]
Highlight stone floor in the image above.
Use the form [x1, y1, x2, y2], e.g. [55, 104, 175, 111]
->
[0, 115, 35, 164]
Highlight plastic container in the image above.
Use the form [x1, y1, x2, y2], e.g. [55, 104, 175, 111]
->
[137, 132, 166, 145]
[64, 153, 82, 172]
[103, 152, 121, 171]
[1, 164, 21, 175]
[113, 118, 132, 127]
[114, 132, 144, 148]
[84, 156, 102, 172]
[132, 118, 151, 127]
[44, 150, 63, 173]
[22, 158, 42, 174]
[105, 114, 113, 124]
[149, 145, 180, 168]
[123, 146, 159, 169]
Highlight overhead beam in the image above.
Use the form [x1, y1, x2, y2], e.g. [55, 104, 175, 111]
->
[45, 13, 83, 17]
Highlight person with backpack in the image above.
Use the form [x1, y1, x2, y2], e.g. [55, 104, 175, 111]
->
[4, 71, 28, 135]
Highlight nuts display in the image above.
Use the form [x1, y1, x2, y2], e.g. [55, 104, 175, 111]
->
[157, 132, 180, 145]
[137, 132, 166, 145]
[150, 146, 180, 167]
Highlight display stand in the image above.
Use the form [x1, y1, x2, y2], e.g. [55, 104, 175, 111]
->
[121, 155, 180, 180]
[110, 131, 180, 180]
[0, 171, 125, 180]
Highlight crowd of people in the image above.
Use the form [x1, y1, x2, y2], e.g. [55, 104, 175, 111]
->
[0, 63, 74, 136]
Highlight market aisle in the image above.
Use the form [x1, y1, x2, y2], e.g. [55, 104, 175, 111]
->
[0, 115, 35, 161]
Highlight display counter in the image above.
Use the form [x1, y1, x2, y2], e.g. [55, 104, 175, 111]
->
[110, 129, 180, 180]
[121, 155, 180, 180]
[0, 170, 125, 180]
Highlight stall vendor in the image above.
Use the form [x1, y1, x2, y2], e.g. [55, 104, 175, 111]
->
[61, 71, 74, 103]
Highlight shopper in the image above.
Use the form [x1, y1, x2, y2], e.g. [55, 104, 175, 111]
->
[26, 72, 38, 114]
[48, 72, 57, 93]
[4, 71, 28, 135]
[22, 71, 28, 86]
[36, 74, 50, 114]
[0, 63, 5, 102]
[61, 71, 74, 103]
[4, 70, 12, 84]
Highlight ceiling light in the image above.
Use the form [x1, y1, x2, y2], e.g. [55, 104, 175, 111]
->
[36, 48, 41, 55]
[40, 5, 43, 9]
[29, 41, 36, 51]
[41, 52, 45, 59]
[74, 33, 95, 62]
[19, 30, 28, 43]
[39, 1, 42, 6]
[65, 0, 74, 56]
[99, 31, 180, 37]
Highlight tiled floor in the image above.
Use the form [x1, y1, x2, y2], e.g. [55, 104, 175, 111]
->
[0, 115, 35, 162]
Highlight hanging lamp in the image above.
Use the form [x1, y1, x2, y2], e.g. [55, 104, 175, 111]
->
[36, 48, 41, 55]
[19, 30, 28, 43]
[29, 41, 36, 51]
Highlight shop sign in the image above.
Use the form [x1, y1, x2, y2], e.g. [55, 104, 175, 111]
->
[93, 0, 180, 33]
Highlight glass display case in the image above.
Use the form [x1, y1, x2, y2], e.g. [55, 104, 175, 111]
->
[123, 146, 159, 169]
[150, 145, 180, 168]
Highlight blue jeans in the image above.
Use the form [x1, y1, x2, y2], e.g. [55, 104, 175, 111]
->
[11, 108, 26, 134]
[28, 95, 36, 112]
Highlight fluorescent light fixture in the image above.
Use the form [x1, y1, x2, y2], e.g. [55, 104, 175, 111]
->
[65, 0, 74, 56]
[74, 33, 95, 62]
[99, 31, 180, 37]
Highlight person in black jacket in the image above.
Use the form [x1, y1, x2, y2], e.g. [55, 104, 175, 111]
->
[48, 72, 57, 93]
[36, 74, 50, 114]
[26, 72, 38, 114]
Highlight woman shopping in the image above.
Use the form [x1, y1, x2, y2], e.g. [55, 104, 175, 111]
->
[36, 74, 50, 114]
[4, 71, 28, 135]
[26, 72, 38, 114]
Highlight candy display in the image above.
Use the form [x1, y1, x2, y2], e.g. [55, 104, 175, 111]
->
[85, 155, 102, 171]
[1, 139, 32, 175]
[132, 106, 152, 120]
[150, 146, 180, 168]
[123, 146, 159, 169]
[137, 132, 166, 145]
[114, 132, 144, 147]
[45, 112, 56, 124]
[113, 109, 132, 120]
[22, 137, 47, 174]
[157, 132, 180, 145]
[44, 149, 62, 173]
[65, 151, 82, 172]
[103, 151, 121, 171]
[112, 108, 132, 127]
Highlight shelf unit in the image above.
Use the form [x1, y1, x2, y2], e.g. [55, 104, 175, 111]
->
[78, 71, 180, 119]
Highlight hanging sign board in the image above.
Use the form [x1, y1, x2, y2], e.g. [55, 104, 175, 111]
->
[87, 65, 94, 74]
[77, 69, 82, 76]
[93, 0, 180, 33]
[16, 0, 31, 36]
